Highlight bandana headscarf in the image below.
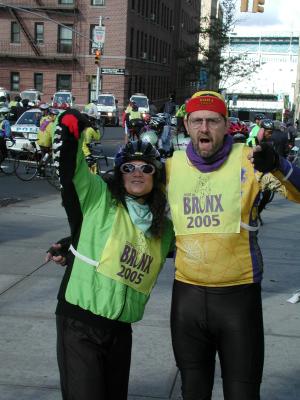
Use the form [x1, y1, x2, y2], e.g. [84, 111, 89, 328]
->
[186, 134, 233, 173]
[186, 94, 228, 117]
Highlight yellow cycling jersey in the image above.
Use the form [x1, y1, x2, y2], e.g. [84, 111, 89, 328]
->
[82, 127, 101, 157]
[37, 120, 54, 148]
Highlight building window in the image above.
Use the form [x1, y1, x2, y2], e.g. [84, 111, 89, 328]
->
[89, 75, 99, 102]
[11, 22, 20, 43]
[56, 74, 72, 91]
[91, 0, 105, 5]
[11, 72, 20, 91]
[35, 23, 44, 44]
[58, 26, 73, 53]
[34, 73, 43, 92]
[59, 0, 74, 4]
[90, 24, 97, 54]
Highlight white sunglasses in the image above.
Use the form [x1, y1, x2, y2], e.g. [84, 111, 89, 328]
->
[120, 163, 156, 175]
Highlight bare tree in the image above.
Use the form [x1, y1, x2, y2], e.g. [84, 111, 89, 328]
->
[175, 0, 257, 89]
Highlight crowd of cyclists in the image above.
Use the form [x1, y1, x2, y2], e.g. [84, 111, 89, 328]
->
[1, 91, 299, 178]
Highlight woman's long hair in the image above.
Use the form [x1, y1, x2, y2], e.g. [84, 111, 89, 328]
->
[104, 167, 167, 237]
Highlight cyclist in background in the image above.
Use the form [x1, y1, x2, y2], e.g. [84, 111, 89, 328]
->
[37, 108, 59, 157]
[81, 105, 101, 172]
[125, 101, 143, 142]
[0, 107, 12, 159]
[39, 103, 51, 125]
[247, 113, 265, 146]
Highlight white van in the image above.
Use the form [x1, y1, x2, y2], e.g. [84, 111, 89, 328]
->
[96, 93, 119, 126]
[129, 93, 150, 114]
[52, 90, 75, 109]
[20, 89, 42, 106]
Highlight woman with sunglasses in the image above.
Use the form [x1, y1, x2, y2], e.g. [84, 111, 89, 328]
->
[49, 109, 174, 400]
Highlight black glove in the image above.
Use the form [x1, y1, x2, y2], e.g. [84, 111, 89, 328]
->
[85, 155, 95, 167]
[58, 109, 90, 140]
[47, 236, 71, 257]
[253, 143, 279, 173]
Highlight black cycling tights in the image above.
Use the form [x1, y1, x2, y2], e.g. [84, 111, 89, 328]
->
[171, 281, 264, 400]
[56, 315, 132, 400]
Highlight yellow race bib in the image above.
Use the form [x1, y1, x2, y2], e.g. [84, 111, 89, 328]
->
[168, 145, 243, 235]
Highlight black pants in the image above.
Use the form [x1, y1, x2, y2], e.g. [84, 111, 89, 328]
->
[171, 281, 264, 400]
[56, 315, 132, 400]
[0, 136, 7, 159]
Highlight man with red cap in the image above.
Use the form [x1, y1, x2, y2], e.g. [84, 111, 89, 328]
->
[165, 90, 300, 400]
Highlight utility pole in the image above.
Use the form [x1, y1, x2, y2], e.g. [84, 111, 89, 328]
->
[93, 16, 106, 99]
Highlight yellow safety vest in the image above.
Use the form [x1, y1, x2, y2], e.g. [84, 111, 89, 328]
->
[74, 204, 164, 296]
[168, 145, 244, 235]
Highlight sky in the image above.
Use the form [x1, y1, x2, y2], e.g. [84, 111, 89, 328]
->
[234, 0, 300, 35]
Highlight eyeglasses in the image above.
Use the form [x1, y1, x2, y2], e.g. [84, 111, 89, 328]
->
[188, 117, 223, 129]
[120, 163, 156, 175]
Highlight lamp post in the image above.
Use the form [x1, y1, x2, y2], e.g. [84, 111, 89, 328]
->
[93, 16, 109, 99]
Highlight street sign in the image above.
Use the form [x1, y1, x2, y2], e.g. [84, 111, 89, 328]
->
[100, 68, 125, 75]
[93, 26, 106, 48]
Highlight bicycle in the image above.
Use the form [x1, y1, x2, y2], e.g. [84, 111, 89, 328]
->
[0, 138, 17, 175]
[86, 141, 108, 175]
[14, 141, 60, 190]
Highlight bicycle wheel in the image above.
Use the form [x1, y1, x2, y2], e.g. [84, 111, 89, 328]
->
[44, 157, 61, 190]
[15, 151, 39, 181]
[0, 151, 17, 175]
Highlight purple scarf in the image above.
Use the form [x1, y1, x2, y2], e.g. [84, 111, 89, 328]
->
[186, 134, 233, 173]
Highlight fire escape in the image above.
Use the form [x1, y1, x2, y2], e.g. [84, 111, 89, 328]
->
[0, 0, 79, 62]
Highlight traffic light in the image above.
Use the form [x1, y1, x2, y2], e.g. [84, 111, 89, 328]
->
[252, 0, 265, 13]
[240, 0, 249, 12]
[95, 49, 101, 65]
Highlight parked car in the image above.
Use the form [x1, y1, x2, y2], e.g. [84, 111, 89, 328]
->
[96, 93, 119, 126]
[7, 109, 42, 152]
[129, 93, 150, 114]
[51, 90, 74, 109]
[20, 89, 42, 106]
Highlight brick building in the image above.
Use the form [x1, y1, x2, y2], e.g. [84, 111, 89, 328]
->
[0, 0, 201, 109]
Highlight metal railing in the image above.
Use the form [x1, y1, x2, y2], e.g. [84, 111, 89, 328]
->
[0, 0, 78, 10]
[0, 40, 76, 58]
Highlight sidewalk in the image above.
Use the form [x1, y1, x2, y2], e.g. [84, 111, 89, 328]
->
[0, 190, 299, 399]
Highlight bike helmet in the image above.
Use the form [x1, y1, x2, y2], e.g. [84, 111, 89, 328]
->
[255, 114, 265, 121]
[114, 140, 162, 170]
[0, 106, 10, 114]
[260, 119, 274, 130]
[140, 130, 159, 146]
[49, 108, 60, 115]
[82, 103, 98, 119]
[227, 121, 242, 135]
[39, 103, 50, 110]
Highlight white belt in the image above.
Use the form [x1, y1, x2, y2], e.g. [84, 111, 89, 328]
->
[240, 221, 259, 232]
[69, 245, 98, 267]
